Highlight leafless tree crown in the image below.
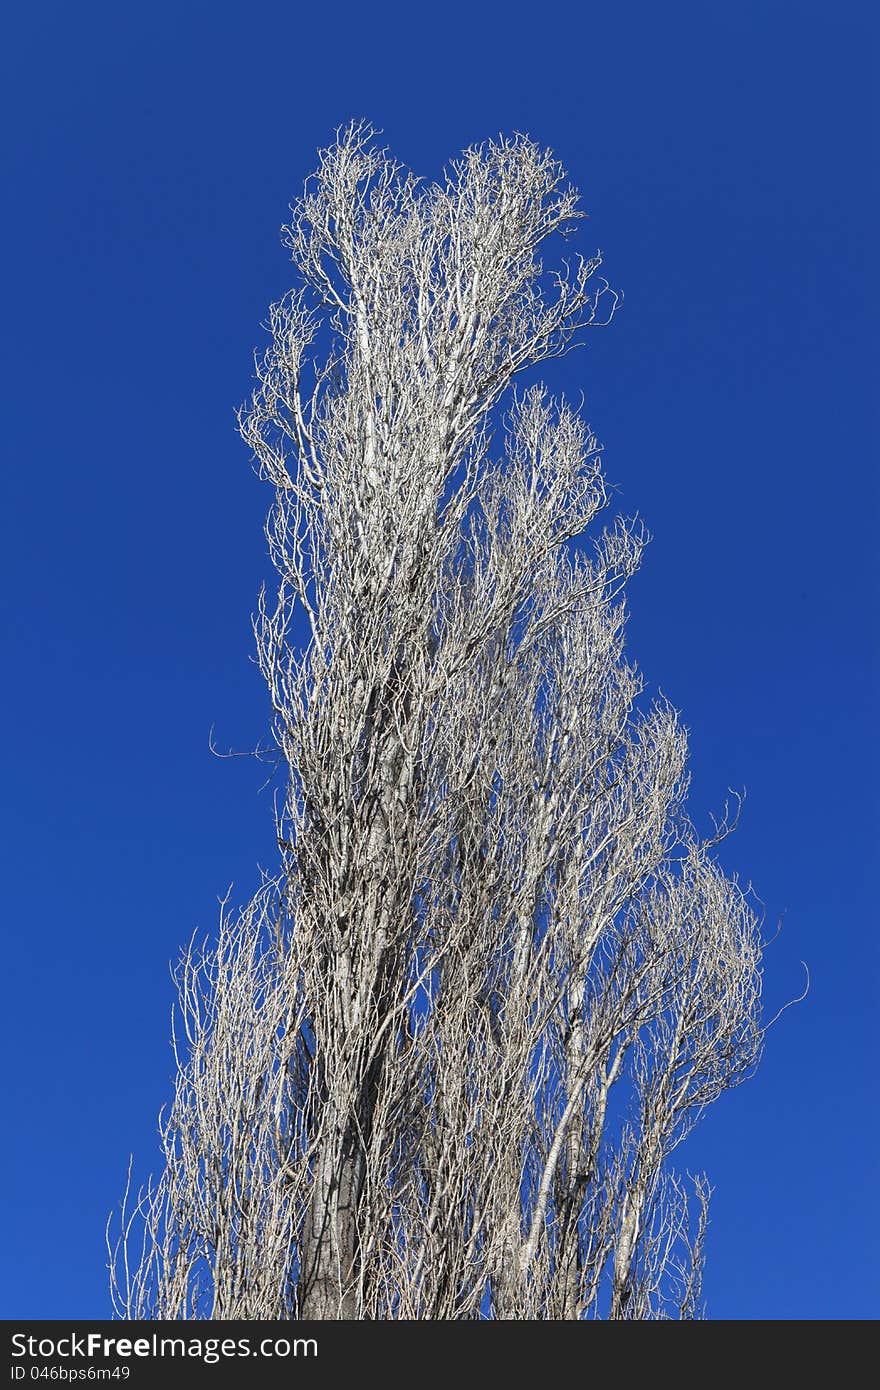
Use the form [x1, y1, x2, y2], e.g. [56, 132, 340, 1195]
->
[109, 123, 764, 1320]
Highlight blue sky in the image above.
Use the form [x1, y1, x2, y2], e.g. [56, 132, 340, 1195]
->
[1, 1, 876, 1320]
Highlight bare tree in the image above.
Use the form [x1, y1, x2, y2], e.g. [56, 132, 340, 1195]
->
[109, 123, 764, 1320]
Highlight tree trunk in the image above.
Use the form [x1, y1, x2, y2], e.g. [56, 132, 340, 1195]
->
[299, 1114, 365, 1319]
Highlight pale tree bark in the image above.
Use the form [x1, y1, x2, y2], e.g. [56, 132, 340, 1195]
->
[109, 123, 765, 1320]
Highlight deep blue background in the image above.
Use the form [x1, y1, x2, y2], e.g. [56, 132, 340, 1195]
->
[2, 1, 876, 1320]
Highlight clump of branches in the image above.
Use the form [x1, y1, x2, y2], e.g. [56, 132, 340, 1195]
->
[109, 123, 764, 1320]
